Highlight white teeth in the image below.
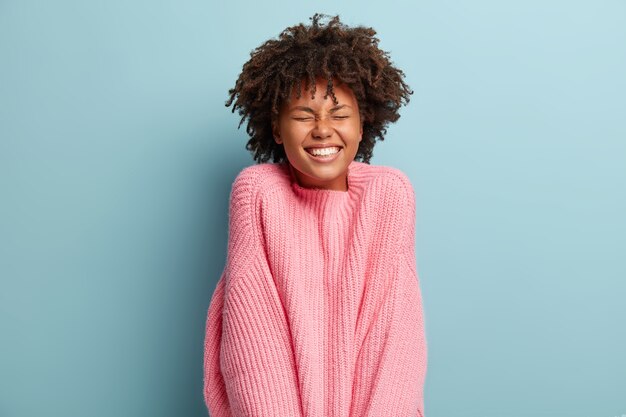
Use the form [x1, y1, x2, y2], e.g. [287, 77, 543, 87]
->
[307, 147, 340, 156]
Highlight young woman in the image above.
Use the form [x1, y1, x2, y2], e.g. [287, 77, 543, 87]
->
[204, 13, 427, 417]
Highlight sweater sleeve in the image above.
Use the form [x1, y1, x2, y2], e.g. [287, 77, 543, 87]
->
[351, 171, 428, 417]
[203, 270, 231, 417]
[203, 167, 262, 417]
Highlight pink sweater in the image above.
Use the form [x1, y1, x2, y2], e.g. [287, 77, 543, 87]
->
[203, 160, 427, 417]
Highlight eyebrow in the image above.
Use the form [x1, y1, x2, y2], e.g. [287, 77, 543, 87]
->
[290, 104, 351, 113]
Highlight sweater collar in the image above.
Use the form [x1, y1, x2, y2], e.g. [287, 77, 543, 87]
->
[285, 160, 356, 193]
[282, 160, 363, 208]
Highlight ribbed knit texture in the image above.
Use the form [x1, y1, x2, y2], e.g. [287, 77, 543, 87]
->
[203, 160, 427, 417]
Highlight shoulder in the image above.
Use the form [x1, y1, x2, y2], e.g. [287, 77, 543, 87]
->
[225, 163, 286, 276]
[379, 166, 417, 252]
[359, 164, 416, 248]
[228, 163, 283, 232]
[232, 162, 286, 194]
[356, 162, 415, 206]
[232, 162, 280, 192]
[228, 162, 290, 228]
[381, 166, 416, 229]
[380, 165, 415, 200]
[230, 162, 287, 206]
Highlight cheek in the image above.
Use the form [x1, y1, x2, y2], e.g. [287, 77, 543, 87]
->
[337, 121, 362, 140]
[282, 124, 309, 142]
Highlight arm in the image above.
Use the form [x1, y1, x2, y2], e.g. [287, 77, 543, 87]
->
[203, 271, 232, 417]
[351, 171, 428, 417]
[203, 167, 263, 417]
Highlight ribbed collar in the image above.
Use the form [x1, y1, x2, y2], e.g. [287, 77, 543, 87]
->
[280, 160, 369, 214]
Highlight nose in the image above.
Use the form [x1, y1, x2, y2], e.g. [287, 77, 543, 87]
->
[311, 117, 333, 139]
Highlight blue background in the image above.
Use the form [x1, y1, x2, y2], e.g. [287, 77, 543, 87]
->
[1, 1, 625, 416]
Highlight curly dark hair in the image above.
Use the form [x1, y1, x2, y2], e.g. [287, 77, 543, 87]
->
[225, 13, 413, 164]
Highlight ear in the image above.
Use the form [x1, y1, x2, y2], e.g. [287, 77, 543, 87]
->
[359, 124, 363, 142]
[272, 121, 282, 144]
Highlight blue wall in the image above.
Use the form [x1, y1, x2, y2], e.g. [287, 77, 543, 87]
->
[1, 1, 625, 416]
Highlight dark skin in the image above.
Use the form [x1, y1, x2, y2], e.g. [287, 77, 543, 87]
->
[226, 13, 412, 165]
[272, 77, 363, 191]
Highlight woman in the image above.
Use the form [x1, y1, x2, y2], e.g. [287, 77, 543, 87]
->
[204, 13, 427, 417]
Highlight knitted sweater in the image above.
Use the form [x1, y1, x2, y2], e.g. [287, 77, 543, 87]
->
[203, 160, 427, 417]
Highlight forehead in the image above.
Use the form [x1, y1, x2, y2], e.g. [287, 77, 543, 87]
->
[285, 77, 357, 105]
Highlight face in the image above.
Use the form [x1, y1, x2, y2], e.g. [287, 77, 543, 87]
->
[272, 77, 363, 191]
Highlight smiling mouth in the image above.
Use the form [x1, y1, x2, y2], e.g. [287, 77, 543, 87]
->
[305, 146, 342, 157]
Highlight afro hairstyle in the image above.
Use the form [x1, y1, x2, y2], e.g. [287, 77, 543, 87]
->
[225, 13, 413, 164]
